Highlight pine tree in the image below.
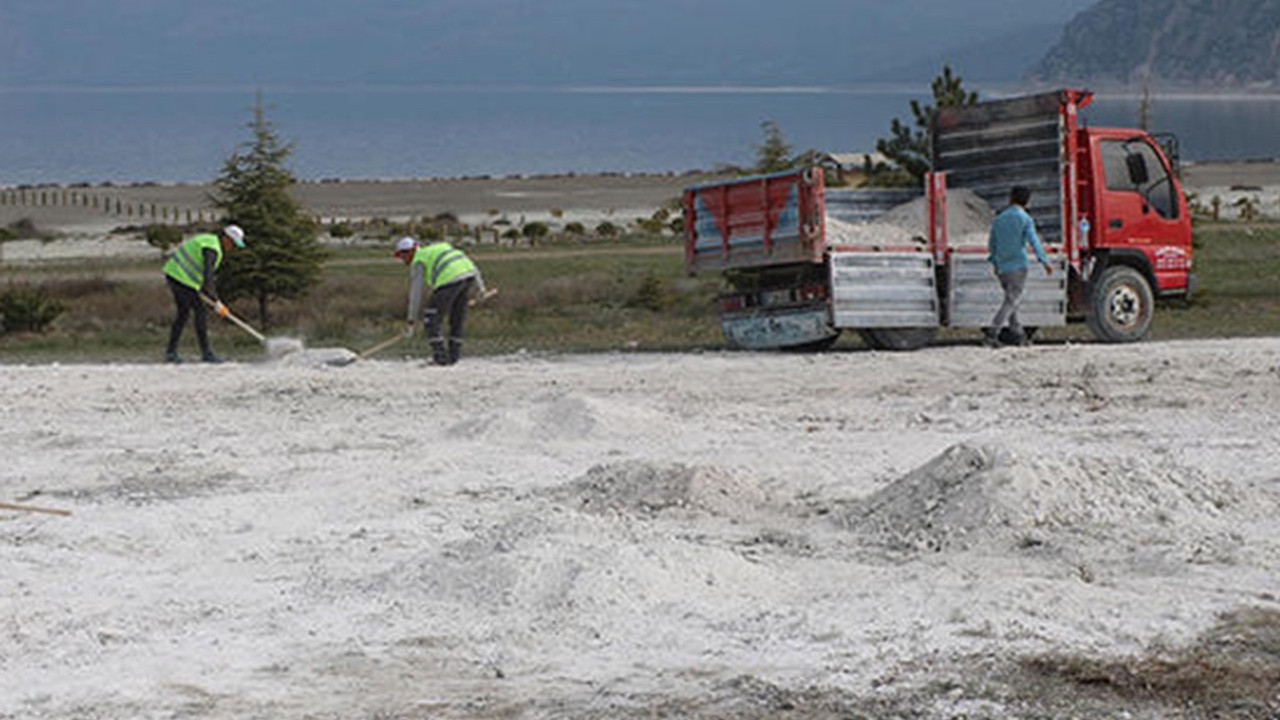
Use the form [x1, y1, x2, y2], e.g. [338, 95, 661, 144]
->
[754, 120, 794, 174]
[212, 94, 326, 327]
[872, 66, 979, 187]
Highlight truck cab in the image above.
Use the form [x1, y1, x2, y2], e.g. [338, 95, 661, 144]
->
[1083, 128, 1193, 293]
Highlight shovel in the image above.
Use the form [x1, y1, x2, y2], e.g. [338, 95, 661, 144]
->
[0, 500, 72, 516]
[201, 295, 303, 357]
[328, 332, 405, 366]
[201, 294, 265, 342]
[470, 287, 498, 307]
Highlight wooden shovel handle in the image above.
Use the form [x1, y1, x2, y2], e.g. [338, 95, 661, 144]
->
[0, 501, 71, 516]
[200, 295, 266, 343]
[357, 333, 405, 360]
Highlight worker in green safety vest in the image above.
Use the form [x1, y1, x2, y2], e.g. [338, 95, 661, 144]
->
[394, 236, 486, 365]
[162, 224, 247, 364]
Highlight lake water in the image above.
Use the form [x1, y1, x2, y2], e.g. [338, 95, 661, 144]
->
[2, 86, 1279, 186]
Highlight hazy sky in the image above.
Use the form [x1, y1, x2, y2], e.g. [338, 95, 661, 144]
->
[0, 0, 1104, 87]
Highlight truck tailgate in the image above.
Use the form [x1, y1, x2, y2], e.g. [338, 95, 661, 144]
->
[684, 169, 824, 274]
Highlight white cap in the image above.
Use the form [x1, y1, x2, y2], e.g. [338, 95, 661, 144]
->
[394, 236, 417, 253]
[224, 224, 246, 248]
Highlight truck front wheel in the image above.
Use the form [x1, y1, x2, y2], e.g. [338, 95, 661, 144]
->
[1086, 265, 1154, 343]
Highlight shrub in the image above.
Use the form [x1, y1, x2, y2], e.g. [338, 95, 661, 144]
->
[144, 224, 183, 253]
[564, 221, 586, 236]
[595, 221, 619, 238]
[0, 283, 65, 333]
[628, 270, 668, 312]
[328, 222, 355, 239]
[635, 216, 665, 234]
[7, 217, 40, 239]
[522, 222, 550, 242]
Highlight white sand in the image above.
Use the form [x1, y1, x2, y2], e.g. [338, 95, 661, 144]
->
[2, 339, 1278, 718]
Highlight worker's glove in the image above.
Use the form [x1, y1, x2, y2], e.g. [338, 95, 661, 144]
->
[214, 301, 230, 318]
[403, 320, 417, 339]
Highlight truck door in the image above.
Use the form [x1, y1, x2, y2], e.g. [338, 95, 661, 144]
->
[1096, 138, 1192, 293]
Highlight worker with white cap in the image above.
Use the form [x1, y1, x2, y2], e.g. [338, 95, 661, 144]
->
[394, 236, 485, 365]
[162, 224, 247, 363]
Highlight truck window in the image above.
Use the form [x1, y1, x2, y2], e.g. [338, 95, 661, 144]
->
[1100, 139, 1178, 219]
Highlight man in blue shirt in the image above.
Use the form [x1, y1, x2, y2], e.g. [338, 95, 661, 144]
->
[986, 186, 1053, 347]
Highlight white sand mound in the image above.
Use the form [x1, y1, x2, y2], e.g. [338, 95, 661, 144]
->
[550, 460, 772, 520]
[442, 390, 673, 444]
[825, 188, 993, 248]
[849, 442, 1265, 562]
[268, 346, 357, 367]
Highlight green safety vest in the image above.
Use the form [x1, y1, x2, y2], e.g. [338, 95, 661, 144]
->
[412, 242, 476, 289]
[163, 234, 223, 291]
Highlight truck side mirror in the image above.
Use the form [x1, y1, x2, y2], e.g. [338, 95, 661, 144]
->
[1126, 152, 1150, 186]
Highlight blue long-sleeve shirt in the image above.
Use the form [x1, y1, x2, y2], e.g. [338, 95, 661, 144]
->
[988, 204, 1050, 274]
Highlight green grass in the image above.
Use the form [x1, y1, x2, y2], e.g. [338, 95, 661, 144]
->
[1, 223, 1278, 364]
[0, 236, 726, 363]
[1149, 222, 1280, 339]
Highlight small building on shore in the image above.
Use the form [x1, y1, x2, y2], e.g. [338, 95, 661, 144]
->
[820, 152, 888, 185]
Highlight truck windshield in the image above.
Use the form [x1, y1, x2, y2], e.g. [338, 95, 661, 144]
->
[1101, 139, 1178, 219]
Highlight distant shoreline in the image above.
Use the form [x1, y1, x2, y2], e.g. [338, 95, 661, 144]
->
[0, 171, 727, 236]
[3, 161, 1279, 240]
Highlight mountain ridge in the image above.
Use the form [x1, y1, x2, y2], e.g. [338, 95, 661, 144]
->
[1032, 0, 1280, 89]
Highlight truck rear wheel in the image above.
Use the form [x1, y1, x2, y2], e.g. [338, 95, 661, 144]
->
[1086, 265, 1153, 343]
[857, 327, 938, 351]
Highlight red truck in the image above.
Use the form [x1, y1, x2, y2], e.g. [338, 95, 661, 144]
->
[683, 89, 1194, 350]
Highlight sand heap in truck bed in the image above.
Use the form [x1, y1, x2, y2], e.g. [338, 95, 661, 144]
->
[824, 187, 993, 249]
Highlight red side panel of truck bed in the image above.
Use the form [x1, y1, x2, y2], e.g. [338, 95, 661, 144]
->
[683, 169, 825, 274]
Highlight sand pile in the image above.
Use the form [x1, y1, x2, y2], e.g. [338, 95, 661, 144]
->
[548, 460, 773, 520]
[846, 442, 1269, 567]
[825, 187, 993, 248]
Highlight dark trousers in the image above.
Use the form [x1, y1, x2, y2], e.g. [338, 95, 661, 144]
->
[166, 276, 211, 357]
[424, 277, 474, 365]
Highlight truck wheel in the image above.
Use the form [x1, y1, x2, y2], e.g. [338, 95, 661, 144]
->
[1086, 266, 1153, 343]
[784, 332, 841, 352]
[858, 327, 937, 351]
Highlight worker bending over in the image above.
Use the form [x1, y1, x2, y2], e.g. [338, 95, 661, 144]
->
[162, 224, 246, 363]
[394, 236, 485, 365]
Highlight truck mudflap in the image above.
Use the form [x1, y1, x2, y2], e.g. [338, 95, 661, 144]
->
[946, 252, 1068, 328]
[719, 305, 838, 350]
[829, 251, 939, 327]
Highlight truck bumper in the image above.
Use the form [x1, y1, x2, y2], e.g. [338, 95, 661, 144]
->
[720, 307, 837, 350]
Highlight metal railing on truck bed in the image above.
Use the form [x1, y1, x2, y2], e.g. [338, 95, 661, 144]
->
[933, 90, 1070, 247]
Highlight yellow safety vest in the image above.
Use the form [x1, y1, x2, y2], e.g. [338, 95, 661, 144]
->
[163, 234, 223, 291]
[413, 242, 476, 289]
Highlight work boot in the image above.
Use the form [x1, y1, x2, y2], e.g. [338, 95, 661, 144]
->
[981, 328, 1001, 348]
[429, 337, 450, 366]
[201, 352, 224, 364]
[998, 327, 1028, 347]
[165, 351, 184, 364]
